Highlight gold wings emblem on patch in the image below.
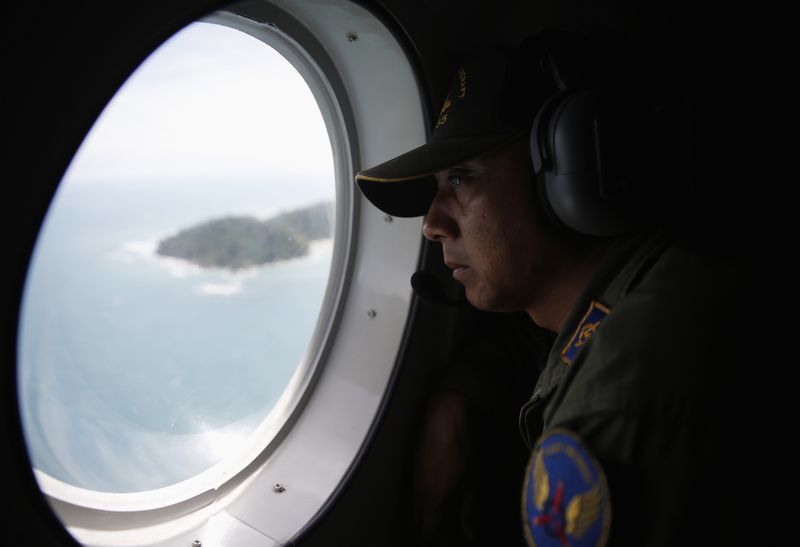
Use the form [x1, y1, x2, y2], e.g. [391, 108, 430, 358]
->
[565, 484, 602, 538]
[533, 449, 549, 511]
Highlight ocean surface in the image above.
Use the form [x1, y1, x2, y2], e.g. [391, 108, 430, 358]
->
[17, 176, 334, 493]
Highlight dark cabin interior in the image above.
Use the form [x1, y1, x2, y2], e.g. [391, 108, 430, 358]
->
[3, 1, 754, 544]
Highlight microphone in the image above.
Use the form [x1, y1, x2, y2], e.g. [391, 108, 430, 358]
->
[410, 270, 466, 307]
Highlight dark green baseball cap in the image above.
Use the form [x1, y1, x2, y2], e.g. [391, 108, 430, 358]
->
[354, 31, 624, 218]
[355, 39, 557, 217]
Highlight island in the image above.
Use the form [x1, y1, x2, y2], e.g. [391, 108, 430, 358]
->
[157, 201, 333, 270]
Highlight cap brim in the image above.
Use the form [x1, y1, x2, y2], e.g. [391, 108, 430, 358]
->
[355, 133, 522, 217]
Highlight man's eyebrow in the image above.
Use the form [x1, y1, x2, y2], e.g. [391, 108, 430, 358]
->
[443, 165, 474, 174]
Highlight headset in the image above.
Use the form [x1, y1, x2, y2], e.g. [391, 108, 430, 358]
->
[413, 34, 671, 306]
[526, 34, 669, 238]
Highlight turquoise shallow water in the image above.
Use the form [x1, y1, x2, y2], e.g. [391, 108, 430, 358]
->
[17, 177, 334, 493]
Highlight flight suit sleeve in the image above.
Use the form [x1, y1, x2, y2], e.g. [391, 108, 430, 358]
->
[540, 271, 741, 545]
[552, 410, 740, 546]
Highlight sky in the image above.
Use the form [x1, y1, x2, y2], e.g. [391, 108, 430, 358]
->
[64, 22, 334, 184]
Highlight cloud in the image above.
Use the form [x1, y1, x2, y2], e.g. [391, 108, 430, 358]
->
[64, 22, 333, 184]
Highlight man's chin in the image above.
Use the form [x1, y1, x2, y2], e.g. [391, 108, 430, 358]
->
[464, 289, 498, 312]
[465, 288, 520, 314]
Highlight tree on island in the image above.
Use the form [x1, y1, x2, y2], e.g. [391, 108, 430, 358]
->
[157, 201, 333, 270]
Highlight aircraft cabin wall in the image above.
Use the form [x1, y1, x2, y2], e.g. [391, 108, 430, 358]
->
[3, 1, 747, 545]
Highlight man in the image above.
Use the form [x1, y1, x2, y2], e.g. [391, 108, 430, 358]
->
[356, 33, 744, 546]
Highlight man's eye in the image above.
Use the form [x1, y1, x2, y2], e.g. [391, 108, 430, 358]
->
[448, 175, 463, 188]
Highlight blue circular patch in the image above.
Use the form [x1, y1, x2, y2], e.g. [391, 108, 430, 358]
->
[521, 429, 611, 547]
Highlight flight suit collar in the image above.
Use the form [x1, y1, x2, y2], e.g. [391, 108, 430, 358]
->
[519, 228, 672, 447]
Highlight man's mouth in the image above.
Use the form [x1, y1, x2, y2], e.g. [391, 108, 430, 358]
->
[445, 260, 469, 280]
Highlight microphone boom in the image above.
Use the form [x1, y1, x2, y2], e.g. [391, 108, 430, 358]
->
[410, 271, 465, 307]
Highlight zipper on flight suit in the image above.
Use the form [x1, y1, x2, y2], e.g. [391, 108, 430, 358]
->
[519, 387, 550, 450]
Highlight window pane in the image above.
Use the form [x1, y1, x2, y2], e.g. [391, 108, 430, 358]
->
[18, 21, 335, 493]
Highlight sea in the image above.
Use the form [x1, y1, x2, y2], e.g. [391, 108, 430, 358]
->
[17, 176, 335, 493]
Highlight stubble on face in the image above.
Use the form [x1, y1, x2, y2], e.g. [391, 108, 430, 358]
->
[427, 138, 605, 330]
[429, 140, 551, 312]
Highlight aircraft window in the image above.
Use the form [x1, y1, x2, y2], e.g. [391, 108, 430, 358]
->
[17, 21, 336, 493]
[16, 1, 426, 542]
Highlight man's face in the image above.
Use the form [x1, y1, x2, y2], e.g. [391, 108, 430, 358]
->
[422, 139, 568, 313]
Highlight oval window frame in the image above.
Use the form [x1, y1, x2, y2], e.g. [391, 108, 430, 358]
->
[27, 0, 428, 544]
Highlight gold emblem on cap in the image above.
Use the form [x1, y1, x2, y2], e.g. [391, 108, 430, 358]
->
[435, 67, 466, 129]
[435, 96, 451, 129]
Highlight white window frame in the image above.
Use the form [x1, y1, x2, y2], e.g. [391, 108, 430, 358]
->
[30, 0, 427, 545]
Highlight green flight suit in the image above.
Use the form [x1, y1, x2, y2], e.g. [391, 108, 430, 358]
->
[519, 228, 745, 546]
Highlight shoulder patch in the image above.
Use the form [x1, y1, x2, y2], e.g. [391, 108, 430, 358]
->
[521, 429, 611, 547]
[560, 300, 610, 364]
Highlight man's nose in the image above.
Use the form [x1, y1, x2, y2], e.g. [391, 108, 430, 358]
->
[422, 191, 457, 242]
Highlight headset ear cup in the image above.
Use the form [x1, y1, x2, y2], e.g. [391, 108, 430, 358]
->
[530, 92, 563, 174]
[532, 89, 638, 237]
[530, 92, 574, 233]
